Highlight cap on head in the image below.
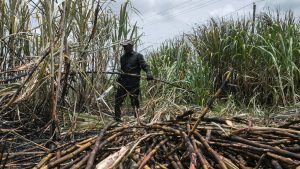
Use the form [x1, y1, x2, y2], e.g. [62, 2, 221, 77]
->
[121, 39, 134, 46]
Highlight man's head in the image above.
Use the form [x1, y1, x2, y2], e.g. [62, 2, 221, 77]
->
[121, 39, 134, 54]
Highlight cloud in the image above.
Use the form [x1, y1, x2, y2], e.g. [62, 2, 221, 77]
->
[131, 0, 196, 23]
[267, 0, 300, 8]
[132, 0, 191, 15]
[209, 4, 235, 17]
[263, 0, 300, 15]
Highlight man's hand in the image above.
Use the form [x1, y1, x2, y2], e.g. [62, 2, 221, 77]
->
[146, 74, 154, 81]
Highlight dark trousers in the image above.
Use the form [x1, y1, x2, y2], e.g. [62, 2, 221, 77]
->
[114, 84, 140, 119]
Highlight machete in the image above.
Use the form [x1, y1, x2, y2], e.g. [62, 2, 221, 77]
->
[101, 71, 195, 94]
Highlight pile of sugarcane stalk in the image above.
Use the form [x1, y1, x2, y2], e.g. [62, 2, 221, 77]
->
[1, 69, 300, 169]
[1, 116, 299, 169]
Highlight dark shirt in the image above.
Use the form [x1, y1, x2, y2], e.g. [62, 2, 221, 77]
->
[119, 51, 151, 86]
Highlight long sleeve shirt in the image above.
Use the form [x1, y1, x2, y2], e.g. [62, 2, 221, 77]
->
[119, 51, 151, 86]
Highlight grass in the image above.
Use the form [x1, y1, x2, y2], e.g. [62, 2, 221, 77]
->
[136, 9, 300, 122]
[146, 10, 300, 110]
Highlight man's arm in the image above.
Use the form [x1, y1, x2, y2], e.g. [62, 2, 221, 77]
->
[137, 53, 153, 80]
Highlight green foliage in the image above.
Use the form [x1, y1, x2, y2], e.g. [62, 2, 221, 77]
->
[146, 38, 211, 106]
[147, 10, 300, 108]
[1, 0, 300, 127]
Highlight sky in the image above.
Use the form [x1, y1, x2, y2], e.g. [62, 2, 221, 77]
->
[112, 0, 300, 52]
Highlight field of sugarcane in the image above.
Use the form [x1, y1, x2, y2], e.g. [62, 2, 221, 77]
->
[0, 0, 300, 168]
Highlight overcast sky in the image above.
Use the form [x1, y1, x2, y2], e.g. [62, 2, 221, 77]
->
[113, 0, 300, 52]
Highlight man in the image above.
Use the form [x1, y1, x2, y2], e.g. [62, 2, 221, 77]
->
[114, 40, 153, 122]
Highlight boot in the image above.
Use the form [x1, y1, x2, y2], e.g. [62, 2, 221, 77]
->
[114, 105, 122, 122]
